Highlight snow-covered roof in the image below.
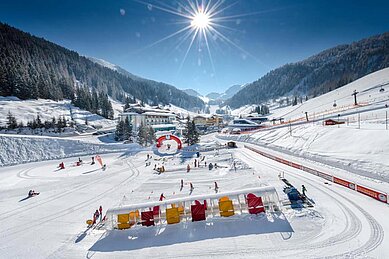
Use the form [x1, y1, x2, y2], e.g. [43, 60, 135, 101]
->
[150, 124, 176, 128]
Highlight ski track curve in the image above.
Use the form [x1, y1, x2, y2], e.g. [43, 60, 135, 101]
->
[241, 148, 384, 258]
[1, 159, 141, 239]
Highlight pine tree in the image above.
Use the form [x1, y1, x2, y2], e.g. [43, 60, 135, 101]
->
[183, 117, 199, 146]
[6, 111, 17, 129]
[36, 115, 43, 128]
[123, 117, 133, 141]
[146, 126, 155, 146]
[190, 120, 199, 145]
[115, 120, 125, 141]
[183, 117, 192, 145]
[137, 123, 147, 146]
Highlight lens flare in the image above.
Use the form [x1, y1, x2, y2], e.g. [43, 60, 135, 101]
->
[191, 11, 210, 29]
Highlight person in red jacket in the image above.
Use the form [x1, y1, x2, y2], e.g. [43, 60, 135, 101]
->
[187, 164, 191, 173]
[159, 193, 166, 201]
[59, 162, 65, 170]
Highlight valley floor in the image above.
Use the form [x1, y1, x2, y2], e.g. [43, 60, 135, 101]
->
[0, 136, 388, 258]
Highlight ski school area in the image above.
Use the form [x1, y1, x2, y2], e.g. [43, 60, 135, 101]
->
[1, 134, 389, 258]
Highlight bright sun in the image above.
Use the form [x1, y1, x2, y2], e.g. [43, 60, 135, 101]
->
[191, 11, 210, 29]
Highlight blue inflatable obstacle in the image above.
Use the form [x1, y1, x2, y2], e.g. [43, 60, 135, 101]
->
[284, 187, 301, 202]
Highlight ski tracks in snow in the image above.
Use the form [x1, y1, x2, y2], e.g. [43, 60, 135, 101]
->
[238, 149, 384, 258]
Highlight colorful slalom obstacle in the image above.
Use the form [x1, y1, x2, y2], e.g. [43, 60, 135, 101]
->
[106, 186, 280, 230]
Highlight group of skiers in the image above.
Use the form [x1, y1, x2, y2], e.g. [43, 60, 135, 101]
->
[92, 205, 104, 225]
[57, 156, 105, 170]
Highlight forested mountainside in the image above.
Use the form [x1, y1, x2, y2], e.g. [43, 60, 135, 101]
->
[226, 32, 389, 108]
[0, 23, 204, 110]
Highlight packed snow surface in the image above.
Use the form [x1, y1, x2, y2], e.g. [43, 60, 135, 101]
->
[0, 134, 388, 258]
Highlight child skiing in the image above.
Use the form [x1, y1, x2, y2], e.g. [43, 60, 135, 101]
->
[99, 206, 103, 221]
[302, 185, 307, 196]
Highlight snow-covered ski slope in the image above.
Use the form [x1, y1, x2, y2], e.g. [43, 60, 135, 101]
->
[271, 67, 389, 121]
[0, 96, 118, 129]
[0, 134, 136, 166]
[0, 136, 388, 258]
[231, 67, 389, 119]
[222, 68, 389, 182]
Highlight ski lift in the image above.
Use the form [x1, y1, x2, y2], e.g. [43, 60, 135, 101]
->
[333, 100, 337, 107]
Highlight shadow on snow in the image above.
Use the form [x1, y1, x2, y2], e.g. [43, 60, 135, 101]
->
[89, 212, 293, 252]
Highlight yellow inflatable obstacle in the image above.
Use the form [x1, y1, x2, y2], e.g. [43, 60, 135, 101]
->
[86, 219, 93, 227]
[219, 196, 234, 217]
[117, 213, 131, 230]
[166, 206, 180, 224]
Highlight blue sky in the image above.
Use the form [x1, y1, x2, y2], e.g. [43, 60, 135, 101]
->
[1, 0, 389, 95]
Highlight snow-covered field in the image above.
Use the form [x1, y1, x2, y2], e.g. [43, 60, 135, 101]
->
[0, 134, 136, 166]
[0, 134, 388, 258]
[1, 69, 389, 258]
[0, 96, 117, 130]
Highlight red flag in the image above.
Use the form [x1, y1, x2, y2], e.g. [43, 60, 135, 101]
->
[95, 155, 103, 167]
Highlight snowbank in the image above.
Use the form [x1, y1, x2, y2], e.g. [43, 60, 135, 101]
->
[0, 134, 140, 167]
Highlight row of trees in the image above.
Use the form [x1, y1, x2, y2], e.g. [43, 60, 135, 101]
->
[115, 117, 156, 146]
[72, 88, 114, 119]
[115, 116, 199, 147]
[3, 112, 72, 133]
[252, 105, 270, 115]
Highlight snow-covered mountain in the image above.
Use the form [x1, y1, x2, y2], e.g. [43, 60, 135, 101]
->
[206, 84, 245, 101]
[87, 57, 144, 81]
[184, 84, 245, 105]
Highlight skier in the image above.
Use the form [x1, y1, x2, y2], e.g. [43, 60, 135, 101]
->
[91, 156, 95, 165]
[94, 209, 100, 223]
[194, 159, 197, 168]
[187, 164, 191, 173]
[208, 163, 213, 170]
[302, 185, 307, 196]
[147, 154, 150, 160]
[99, 206, 103, 221]
[159, 193, 166, 201]
[58, 162, 65, 170]
[189, 183, 194, 193]
[180, 179, 184, 190]
[102, 164, 107, 170]
[233, 161, 237, 172]
[214, 181, 219, 192]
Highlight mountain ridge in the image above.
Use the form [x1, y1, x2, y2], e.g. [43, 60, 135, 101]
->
[226, 32, 389, 108]
[0, 22, 204, 111]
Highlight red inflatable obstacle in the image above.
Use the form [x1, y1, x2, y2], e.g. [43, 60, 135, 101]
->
[156, 135, 182, 149]
[247, 193, 265, 214]
[141, 211, 155, 227]
[191, 200, 206, 221]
